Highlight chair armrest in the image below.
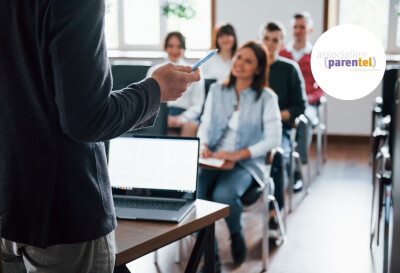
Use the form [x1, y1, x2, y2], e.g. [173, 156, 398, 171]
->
[291, 114, 308, 129]
[265, 147, 284, 165]
[371, 96, 383, 115]
[374, 96, 383, 107]
[380, 115, 391, 131]
[319, 95, 327, 105]
[381, 146, 392, 171]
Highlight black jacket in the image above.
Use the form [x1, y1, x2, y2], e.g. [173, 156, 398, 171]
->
[269, 56, 308, 129]
[0, 0, 160, 247]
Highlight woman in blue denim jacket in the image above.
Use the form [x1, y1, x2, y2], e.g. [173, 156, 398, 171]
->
[197, 41, 282, 268]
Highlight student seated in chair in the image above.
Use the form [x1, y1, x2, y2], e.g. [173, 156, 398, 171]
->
[197, 41, 282, 269]
[260, 21, 308, 193]
[202, 23, 238, 83]
[280, 12, 325, 180]
[147, 31, 205, 136]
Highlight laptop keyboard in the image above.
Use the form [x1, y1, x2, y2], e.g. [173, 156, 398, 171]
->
[113, 198, 185, 211]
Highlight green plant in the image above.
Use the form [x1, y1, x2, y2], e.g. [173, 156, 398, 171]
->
[161, 0, 196, 20]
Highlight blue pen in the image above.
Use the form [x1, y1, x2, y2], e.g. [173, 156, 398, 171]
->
[192, 49, 219, 72]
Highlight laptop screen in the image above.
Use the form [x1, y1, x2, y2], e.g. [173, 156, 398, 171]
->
[108, 136, 199, 199]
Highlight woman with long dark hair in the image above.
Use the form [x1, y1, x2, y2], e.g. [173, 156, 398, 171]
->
[197, 41, 282, 268]
[202, 23, 238, 83]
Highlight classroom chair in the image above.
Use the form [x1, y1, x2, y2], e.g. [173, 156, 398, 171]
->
[288, 115, 311, 213]
[315, 96, 328, 174]
[240, 147, 287, 271]
[155, 148, 287, 272]
[110, 60, 153, 90]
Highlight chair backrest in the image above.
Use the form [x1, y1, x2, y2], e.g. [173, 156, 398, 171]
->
[241, 148, 284, 206]
[204, 78, 217, 98]
[200, 78, 217, 117]
[110, 60, 167, 136]
[382, 65, 400, 117]
[111, 60, 153, 90]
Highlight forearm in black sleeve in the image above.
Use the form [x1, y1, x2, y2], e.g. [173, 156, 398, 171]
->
[285, 66, 307, 119]
[49, 0, 160, 142]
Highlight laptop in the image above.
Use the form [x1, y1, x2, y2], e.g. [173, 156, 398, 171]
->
[108, 135, 199, 222]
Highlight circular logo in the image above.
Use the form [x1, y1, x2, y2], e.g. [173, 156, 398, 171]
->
[311, 24, 385, 100]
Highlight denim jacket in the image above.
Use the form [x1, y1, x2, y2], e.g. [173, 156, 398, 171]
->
[198, 83, 282, 185]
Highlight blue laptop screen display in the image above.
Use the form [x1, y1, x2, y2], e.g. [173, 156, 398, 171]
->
[108, 137, 199, 194]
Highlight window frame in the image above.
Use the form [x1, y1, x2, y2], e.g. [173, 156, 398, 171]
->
[115, 0, 215, 51]
[324, 0, 400, 54]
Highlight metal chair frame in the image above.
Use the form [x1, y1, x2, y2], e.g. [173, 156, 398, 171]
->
[370, 116, 393, 273]
[316, 96, 328, 174]
[288, 115, 311, 213]
[155, 149, 287, 272]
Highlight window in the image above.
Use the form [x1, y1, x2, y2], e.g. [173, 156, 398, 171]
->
[105, 0, 119, 49]
[339, 0, 390, 49]
[104, 0, 212, 51]
[397, 1, 400, 46]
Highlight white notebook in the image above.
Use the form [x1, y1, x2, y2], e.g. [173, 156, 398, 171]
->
[199, 157, 225, 168]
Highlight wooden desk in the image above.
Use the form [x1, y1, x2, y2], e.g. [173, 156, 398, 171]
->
[115, 199, 229, 273]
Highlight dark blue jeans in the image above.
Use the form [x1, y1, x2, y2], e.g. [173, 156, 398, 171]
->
[198, 164, 253, 254]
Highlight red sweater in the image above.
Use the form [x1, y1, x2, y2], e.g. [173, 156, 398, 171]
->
[280, 49, 324, 104]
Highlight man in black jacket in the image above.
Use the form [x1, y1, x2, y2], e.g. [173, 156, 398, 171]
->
[260, 21, 308, 207]
[0, 0, 200, 272]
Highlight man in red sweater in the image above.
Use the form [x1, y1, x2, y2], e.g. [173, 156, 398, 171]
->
[280, 11, 324, 105]
[280, 11, 325, 189]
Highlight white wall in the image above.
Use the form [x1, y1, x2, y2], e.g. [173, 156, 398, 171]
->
[215, 0, 381, 136]
[216, 0, 324, 45]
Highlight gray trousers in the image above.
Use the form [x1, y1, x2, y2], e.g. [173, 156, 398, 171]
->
[296, 105, 319, 165]
[1, 231, 115, 273]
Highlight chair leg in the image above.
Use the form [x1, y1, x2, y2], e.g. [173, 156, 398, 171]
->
[323, 125, 328, 163]
[293, 152, 310, 194]
[156, 239, 182, 264]
[370, 155, 381, 248]
[317, 122, 322, 175]
[268, 195, 287, 243]
[288, 150, 295, 213]
[306, 161, 311, 194]
[372, 137, 383, 186]
[281, 163, 288, 231]
[370, 110, 376, 165]
[175, 240, 182, 264]
[377, 174, 384, 246]
[383, 184, 392, 273]
[322, 99, 328, 164]
[262, 188, 270, 271]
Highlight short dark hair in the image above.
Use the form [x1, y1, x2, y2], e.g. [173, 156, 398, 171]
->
[164, 31, 186, 50]
[261, 21, 287, 41]
[292, 11, 313, 29]
[213, 23, 237, 57]
[224, 41, 270, 99]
